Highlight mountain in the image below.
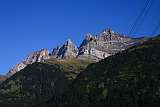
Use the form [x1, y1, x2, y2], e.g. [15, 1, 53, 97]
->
[0, 62, 67, 107]
[51, 39, 78, 59]
[0, 31, 159, 107]
[7, 49, 50, 77]
[6, 28, 146, 77]
[0, 58, 92, 107]
[49, 35, 159, 107]
[77, 29, 145, 61]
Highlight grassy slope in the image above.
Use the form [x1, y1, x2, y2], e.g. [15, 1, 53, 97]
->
[44, 58, 93, 80]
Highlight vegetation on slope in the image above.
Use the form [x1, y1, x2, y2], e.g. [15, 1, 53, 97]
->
[66, 35, 160, 107]
[41, 35, 160, 107]
[44, 58, 93, 80]
[0, 58, 92, 107]
[1, 35, 160, 107]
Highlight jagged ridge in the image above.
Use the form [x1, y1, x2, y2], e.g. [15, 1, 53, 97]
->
[7, 49, 49, 76]
[7, 28, 146, 76]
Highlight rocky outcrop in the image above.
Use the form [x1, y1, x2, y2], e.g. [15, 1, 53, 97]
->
[51, 39, 78, 59]
[25, 49, 49, 63]
[7, 62, 27, 77]
[77, 28, 144, 61]
[7, 49, 49, 77]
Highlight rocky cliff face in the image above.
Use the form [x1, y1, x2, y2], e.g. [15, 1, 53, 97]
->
[25, 49, 49, 63]
[51, 39, 78, 59]
[7, 49, 49, 76]
[77, 29, 143, 61]
[50, 29, 144, 61]
[6, 28, 146, 77]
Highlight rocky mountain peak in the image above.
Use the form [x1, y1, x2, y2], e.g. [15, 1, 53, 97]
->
[85, 33, 94, 40]
[80, 33, 96, 47]
[101, 28, 113, 34]
[51, 39, 78, 59]
[25, 48, 49, 64]
[66, 39, 73, 45]
[98, 28, 130, 42]
[64, 39, 77, 50]
[5, 28, 146, 77]
[78, 28, 144, 61]
[7, 49, 50, 77]
[98, 28, 117, 41]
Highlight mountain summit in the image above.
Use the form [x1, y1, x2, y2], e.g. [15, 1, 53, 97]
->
[77, 29, 144, 61]
[51, 39, 78, 59]
[6, 28, 146, 76]
[7, 49, 49, 76]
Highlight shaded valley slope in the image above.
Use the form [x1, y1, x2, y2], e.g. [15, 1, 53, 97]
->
[41, 35, 160, 107]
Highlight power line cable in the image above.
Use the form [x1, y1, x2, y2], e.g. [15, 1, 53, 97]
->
[129, 0, 150, 35]
[136, 0, 154, 34]
[129, 0, 153, 35]
[152, 20, 160, 35]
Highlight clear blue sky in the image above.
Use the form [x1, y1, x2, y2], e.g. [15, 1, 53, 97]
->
[0, 0, 160, 74]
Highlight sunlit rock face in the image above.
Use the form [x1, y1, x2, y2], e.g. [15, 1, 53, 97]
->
[25, 49, 49, 63]
[7, 49, 49, 77]
[51, 39, 78, 59]
[77, 28, 142, 61]
[7, 62, 27, 77]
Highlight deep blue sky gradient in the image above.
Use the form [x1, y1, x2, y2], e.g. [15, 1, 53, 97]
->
[0, 0, 160, 74]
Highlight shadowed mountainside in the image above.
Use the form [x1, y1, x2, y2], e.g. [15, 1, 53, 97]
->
[0, 35, 159, 107]
[0, 59, 92, 107]
[40, 35, 160, 107]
